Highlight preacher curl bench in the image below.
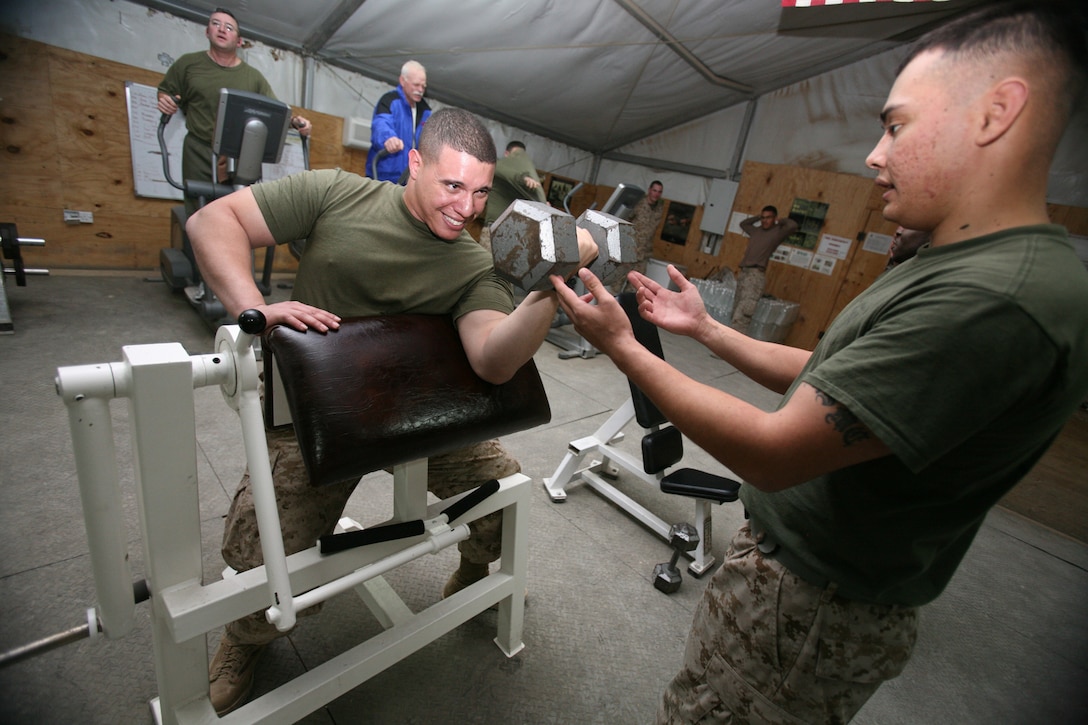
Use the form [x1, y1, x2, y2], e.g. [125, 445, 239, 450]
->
[55, 311, 549, 724]
[544, 293, 742, 579]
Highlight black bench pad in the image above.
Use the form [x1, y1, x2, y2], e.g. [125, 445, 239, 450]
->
[661, 469, 741, 504]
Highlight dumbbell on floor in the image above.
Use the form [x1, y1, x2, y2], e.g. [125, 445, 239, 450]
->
[653, 522, 700, 594]
[490, 199, 637, 292]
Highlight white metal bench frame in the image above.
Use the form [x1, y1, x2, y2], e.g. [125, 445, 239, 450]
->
[56, 324, 529, 724]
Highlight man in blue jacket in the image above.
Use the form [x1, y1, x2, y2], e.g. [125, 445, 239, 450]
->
[366, 60, 432, 183]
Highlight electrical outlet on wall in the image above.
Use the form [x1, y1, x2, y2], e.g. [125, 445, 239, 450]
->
[63, 210, 94, 224]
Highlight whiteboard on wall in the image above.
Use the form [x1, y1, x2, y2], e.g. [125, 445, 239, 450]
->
[125, 81, 307, 201]
[126, 81, 186, 200]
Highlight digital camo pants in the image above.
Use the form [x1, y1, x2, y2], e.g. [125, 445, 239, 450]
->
[657, 525, 918, 724]
[222, 426, 520, 645]
[731, 267, 765, 335]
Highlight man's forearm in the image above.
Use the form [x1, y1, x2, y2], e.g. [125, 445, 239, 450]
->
[692, 315, 810, 394]
[607, 337, 793, 488]
[461, 290, 561, 384]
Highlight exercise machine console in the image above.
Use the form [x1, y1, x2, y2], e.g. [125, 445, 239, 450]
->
[158, 89, 298, 326]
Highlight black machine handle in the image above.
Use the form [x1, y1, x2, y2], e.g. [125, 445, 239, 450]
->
[317, 479, 501, 555]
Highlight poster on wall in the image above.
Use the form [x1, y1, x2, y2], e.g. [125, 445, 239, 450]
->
[786, 198, 830, 250]
[817, 233, 853, 260]
[728, 210, 748, 236]
[810, 254, 837, 275]
[661, 201, 696, 245]
[546, 175, 575, 209]
[863, 231, 894, 256]
[773, 246, 814, 269]
[262, 132, 307, 182]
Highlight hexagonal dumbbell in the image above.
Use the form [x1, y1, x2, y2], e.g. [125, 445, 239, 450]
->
[576, 208, 638, 288]
[490, 200, 636, 292]
[490, 200, 582, 292]
[652, 522, 700, 594]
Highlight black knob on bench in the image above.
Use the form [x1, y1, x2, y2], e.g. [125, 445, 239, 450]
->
[238, 309, 267, 335]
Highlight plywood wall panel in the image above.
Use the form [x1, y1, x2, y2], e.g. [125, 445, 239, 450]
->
[1, 37, 64, 210]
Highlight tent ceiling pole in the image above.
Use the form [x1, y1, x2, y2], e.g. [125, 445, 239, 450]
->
[303, 0, 369, 54]
[601, 152, 728, 180]
[729, 98, 758, 181]
[612, 0, 754, 94]
[302, 56, 316, 109]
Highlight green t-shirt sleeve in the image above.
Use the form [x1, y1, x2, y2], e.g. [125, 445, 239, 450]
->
[157, 62, 180, 98]
[804, 287, 1058, 472]
[251, 169, 332, 243]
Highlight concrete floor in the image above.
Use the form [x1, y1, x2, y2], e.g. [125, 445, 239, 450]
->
[0, 270, 1086, 724]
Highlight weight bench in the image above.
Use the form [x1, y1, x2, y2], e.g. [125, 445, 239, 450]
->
[56, 311, 549, 724]
[543, 293, 741, 576]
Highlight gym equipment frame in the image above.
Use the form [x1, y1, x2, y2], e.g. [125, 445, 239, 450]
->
[54, 318, 532, 724]
[543, 293, 740, 577]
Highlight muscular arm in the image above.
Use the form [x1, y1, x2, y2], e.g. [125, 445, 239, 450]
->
[186, 189, 340, 331]
[610, 341, 888, 489]
[554, 268, 889, 489]
[456, 227, 599, 384]
[456, 290, 561, 384]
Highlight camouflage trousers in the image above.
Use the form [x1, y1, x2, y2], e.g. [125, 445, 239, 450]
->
[731, 267, 766, 335]
[222, 426, 520, 645]
[657, 525, 918, 724]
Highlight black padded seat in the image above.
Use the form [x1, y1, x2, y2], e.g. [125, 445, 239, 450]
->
[660, 469, 740, 504]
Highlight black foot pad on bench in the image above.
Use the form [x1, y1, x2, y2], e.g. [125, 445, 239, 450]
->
[660, 469, 741, 504]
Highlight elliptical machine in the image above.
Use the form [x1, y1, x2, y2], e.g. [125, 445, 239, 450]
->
[158, 88, 304, 326]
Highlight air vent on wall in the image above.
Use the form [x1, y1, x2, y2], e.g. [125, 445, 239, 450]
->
[342, 117, 371, 150]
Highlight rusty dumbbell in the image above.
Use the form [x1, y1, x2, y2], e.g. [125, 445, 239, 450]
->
[489, 200, 637, 292]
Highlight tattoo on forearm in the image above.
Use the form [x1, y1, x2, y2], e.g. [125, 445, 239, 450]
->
[814, 390, 871, 447]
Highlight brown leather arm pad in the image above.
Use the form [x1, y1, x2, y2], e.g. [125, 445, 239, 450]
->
[263, 315, 551, 487]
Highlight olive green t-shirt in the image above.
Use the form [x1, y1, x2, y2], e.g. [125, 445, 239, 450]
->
[251, 168, 514, 320]
[158, 51, 275, 145]
[742, 225, 1088, 606]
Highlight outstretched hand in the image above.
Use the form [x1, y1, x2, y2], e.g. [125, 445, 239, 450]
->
[549, 268, 637, 356]
[629, 265, 709, 339]
[252, 301, 341, 333]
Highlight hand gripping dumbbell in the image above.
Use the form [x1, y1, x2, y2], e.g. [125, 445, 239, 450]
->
[653, 522, 700, 594]
[490, 199, 638, 292]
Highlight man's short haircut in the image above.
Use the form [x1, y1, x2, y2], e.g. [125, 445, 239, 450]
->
[901, 2, 1087, 123]
[418, 108, 497, 165]
[649, 180, 663, 190]
[762, 205, 778, 216]
[211, 7, 239, 31]
[505, 141, 527, 153]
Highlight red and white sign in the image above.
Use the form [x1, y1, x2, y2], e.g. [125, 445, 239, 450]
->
[783, 0, 947, 6]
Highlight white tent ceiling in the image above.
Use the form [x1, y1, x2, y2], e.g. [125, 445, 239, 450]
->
[128, 0, 989, 153]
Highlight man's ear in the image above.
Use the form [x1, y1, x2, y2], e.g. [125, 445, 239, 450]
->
[977, 77, 1029, 146]
[406, 148, 422, 179]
